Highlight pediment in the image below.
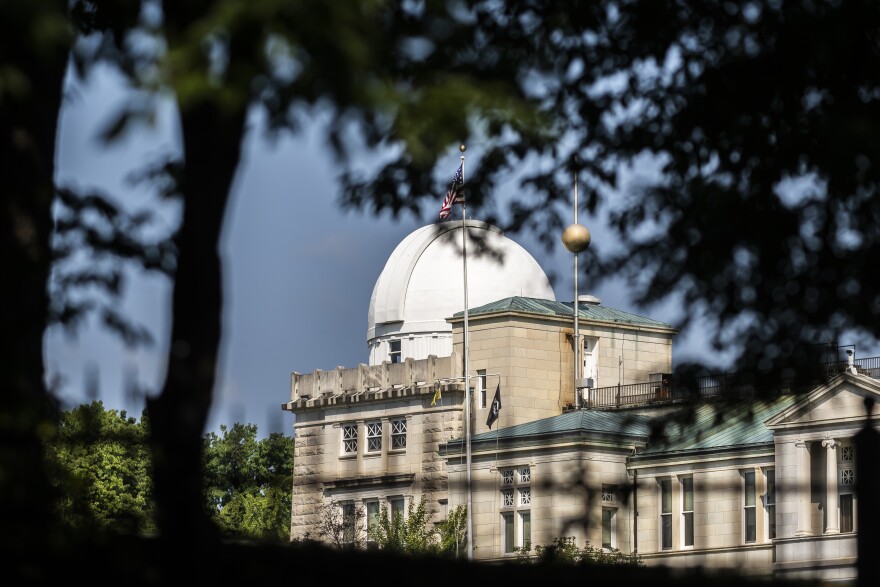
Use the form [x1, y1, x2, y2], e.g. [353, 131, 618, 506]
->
[765, 372, 880, 430]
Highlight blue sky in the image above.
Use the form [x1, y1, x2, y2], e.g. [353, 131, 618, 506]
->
[44, 64, 768, 438]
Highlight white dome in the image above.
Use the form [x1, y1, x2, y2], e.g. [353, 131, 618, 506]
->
[367, 220, 555, 364]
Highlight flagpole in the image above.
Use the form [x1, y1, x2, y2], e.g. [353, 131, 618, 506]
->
[459, 143, 474, 561]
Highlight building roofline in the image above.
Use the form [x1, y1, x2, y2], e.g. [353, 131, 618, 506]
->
[446, 296, 679, 333]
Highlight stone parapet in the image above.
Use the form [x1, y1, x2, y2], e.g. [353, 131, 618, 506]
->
[286, 352, 461, 406]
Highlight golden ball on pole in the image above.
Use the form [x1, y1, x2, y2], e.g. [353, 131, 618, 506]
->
[459, 144, 467, 153]
[562, 223, 591, 254]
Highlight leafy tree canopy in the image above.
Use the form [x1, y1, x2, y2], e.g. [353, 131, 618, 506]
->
[47, 401, 155, 534]
[435, 503, 469, 558]
[202, 423, 294, 542]
[367, 496, 437, 554]
[47, 404, 294, 542]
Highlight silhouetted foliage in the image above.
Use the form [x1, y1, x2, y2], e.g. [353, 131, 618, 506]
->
[515, 536, 644, 567]
[4, 1, 880, 585]
[50, 186, 176, 346]
[339, 0, 880, 391]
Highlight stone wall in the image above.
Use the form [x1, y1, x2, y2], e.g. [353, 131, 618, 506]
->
[289, 385, 465, 543]
[632, 454, 775, 574]
[290, 422, 324, 541]
[450, 443, 635, 561]
[452, 313, 675, 433]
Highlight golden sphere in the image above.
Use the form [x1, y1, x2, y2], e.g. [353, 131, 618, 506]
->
[562, 223, 591, 253]
[459, 144, 467, 153]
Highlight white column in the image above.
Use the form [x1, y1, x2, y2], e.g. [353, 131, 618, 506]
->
[822, 438, 839, 534]
[794, 440, 813, 536]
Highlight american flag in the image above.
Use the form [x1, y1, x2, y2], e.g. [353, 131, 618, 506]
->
[438, 162, 464, 219]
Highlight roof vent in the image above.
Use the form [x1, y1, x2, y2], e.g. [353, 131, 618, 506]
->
[578, 294, 601, 305]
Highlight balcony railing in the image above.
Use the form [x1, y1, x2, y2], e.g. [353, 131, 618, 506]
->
[585, 357, 880, 410]
[843, 356, 880, 378]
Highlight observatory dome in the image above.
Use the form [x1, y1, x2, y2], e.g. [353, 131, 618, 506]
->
[367, 220, 555, 365]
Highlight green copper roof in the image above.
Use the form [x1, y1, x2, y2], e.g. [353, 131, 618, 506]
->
[444, 395, 798, 457]
[452, 296, 674, 329]
[634, 394, 799, 457]
[446, 409, 653, 451]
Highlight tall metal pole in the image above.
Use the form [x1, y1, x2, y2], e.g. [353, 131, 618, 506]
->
[573, 172, 580, 409]
[459, 144, 474, 561]
[562, 163, 591, 410]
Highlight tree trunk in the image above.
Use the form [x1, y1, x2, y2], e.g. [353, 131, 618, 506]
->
[0, 0, 70, 565]
[146, 94, 248, 562]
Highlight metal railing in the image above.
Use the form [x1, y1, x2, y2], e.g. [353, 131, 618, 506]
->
[585, 357, 880, 410]
[844, 356, 880, 378]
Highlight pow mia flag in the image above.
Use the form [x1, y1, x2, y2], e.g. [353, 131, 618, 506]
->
[486, 383, 502, 429]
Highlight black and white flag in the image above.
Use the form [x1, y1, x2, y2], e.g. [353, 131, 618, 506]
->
[486, 383, 502, 429]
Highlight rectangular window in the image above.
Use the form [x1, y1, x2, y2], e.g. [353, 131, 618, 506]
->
[766, 469, 776, 540]
[366, 501, 379, 545]
[660, 479, 672, 550]
[342, 424, 357, 454]
[744, 470, 756, 543]
[389, 340, 401, 363]
[391, 418, 407, 449]
[601, 484, 616, 503]
[503, 513, 515, 553]
[520, 512, 531, 551]
[500, 465, 531, 554]
[602, 508, 616, 549]
[840, 494, 854, 533]
[366, 421, 382, 452]
[342, 503, 356, 545]
[478, 370, 487, 408]
[390, 497, 405, 522]
[682, 476, 694, 547]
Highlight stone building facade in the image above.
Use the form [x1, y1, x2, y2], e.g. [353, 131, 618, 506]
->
[442, 364, 875, 583]
[286, 354, 466, 542]
[284, 222, 875, 583]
